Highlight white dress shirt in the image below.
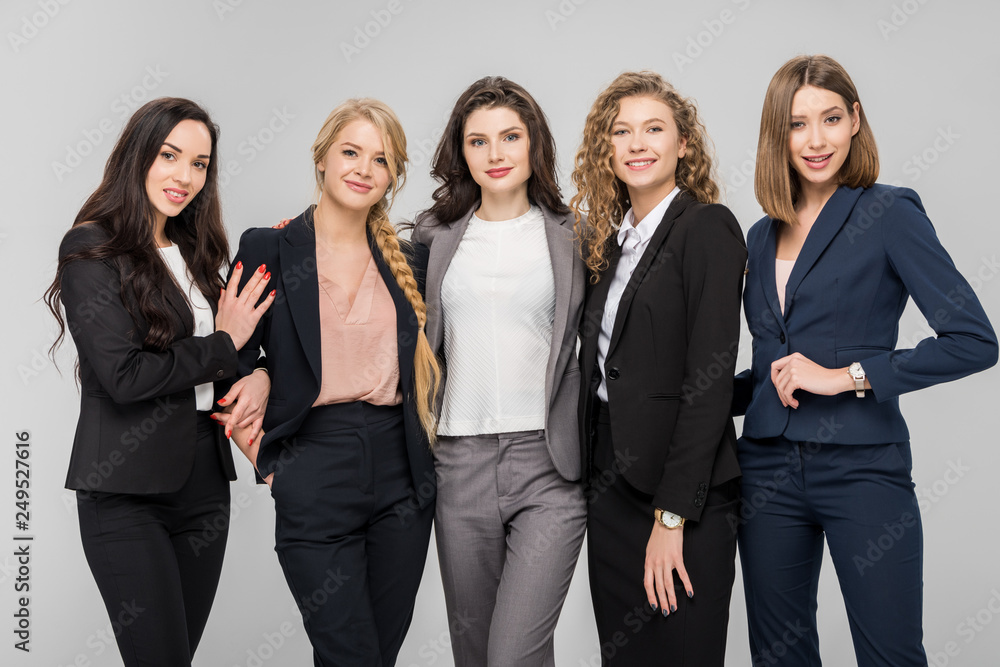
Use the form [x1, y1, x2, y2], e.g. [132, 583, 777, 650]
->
[596, 187, 680, 402]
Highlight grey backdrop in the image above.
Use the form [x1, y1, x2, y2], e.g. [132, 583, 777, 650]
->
[4, 1, 999, 665]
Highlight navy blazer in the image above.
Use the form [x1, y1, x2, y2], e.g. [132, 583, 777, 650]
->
[60, 223, 239, 494]
[734, 184, 998, 443]
[231, 207, 434, 507]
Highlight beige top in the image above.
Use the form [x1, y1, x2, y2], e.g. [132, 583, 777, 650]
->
[313, 249, 402, 407]
[776, 258, 795, 315]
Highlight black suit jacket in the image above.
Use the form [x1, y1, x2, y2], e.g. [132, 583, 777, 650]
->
[231, 207, 434, 508]
[60, 224, 239, 494]
[578, 192, 746, 521]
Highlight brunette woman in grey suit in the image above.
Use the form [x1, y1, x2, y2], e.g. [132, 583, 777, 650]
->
[410, 76, 586, 667]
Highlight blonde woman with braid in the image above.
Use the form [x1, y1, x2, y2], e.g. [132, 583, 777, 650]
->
[571, 71, 746, 665]
[228, 98, 440, 666]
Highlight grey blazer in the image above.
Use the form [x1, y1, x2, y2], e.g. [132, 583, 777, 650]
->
[411, 203, 585, 482]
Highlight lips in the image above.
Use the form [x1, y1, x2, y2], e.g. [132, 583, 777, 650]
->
[625, 159, 656, 170]
[345, 179, 373, 193]
[164, 188, 188, 203]
[486, 167, 512, 178]
[802, 153, 833, 169]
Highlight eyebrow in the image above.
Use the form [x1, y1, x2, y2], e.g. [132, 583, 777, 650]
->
[163, 142, 211, 160]
[612, 118, 668, 126]
[341, 141, 384, 155]
[465, 125, 524, 138]
[790, 106, 844, 119]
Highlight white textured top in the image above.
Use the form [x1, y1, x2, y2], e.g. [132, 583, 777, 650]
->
[158, 244, 215, 411]
[438, 206, 554, 436]
[597, 187, 680, 402]
[776, 258, 795, 314]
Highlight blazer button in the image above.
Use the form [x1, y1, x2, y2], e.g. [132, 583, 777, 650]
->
[698, 483, 708, 491]
[779, 332, 786, 344]
[607, 368, 620, 380]
[694, 498, 704, 508]
[216, 369, 225, 378]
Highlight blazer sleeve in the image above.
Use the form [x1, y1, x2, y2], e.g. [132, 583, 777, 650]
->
[863, 189, 998, 400]
[653, 207, 746, 518]
[229, 227, 274, 378]
[59, 227, 239, 405]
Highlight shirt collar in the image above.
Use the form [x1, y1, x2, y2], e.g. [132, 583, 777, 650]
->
[616, 186, 681, 247]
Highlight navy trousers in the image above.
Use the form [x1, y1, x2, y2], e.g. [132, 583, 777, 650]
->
[270, 402, 434, 667]
[737, 436, 927, 666]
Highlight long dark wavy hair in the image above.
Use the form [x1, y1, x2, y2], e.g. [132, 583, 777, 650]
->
[45, 97, 228, 356]
[424, 76, 568, 223]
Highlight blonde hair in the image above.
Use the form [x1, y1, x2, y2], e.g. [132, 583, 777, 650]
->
[570, 71, 719, 282]
[755, 54, 879, 225]
[312, 99, 441, 444]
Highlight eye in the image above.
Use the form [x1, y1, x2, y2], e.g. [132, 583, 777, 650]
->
[790, 121, 805, 130]
[375, 157, 388, 166]
[647, 126, 663, 133]
[161, 151, 176, 161]
[612, 129, 628, 136]
[470, 138, 486, 148]
[503, 133, 519, 142]
[193, 160, 208, 170]
[342, 149, 357, 157]
[825, 115, 842, 124]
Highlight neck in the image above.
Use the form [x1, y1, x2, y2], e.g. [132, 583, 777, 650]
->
[314, 197, 369, 245]
[628, 181, 675, 226]
[796, 180, 839, 217]
[476, 187, 531, 222]
[152, 213, 170, 248]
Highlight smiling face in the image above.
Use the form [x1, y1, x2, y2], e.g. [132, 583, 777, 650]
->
[787, 84, 860, 197]
[317, 119, 392, 214]
[610, 96, 687, 212]
[462, 105, 532, 200]
[145, 119, 212, 232]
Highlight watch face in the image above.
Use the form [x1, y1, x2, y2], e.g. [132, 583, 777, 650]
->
[849, 362, 864, 378]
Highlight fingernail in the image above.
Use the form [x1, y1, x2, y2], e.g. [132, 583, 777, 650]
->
[263, 272, 271, 281]
[670, 604, 677, 613]
[662, 608, 669, 617]
[226, 429, 231, 438]
[270, 289, 276, 296]
[248, 438, 253, 446]
[650, 602, 657, 611]
[258, 264, 266, 273]
[235, 261, 242, 270]
[217, 398, 226, 405]
[687, 590, 693, 598]
[210, 414, 218, 421]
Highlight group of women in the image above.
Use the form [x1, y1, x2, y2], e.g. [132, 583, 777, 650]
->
[48, 54, 997, 667]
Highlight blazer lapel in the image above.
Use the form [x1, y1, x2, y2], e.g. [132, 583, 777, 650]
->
[423, 206, 474, 354]
[369, 230, 417, 393]
[542, 206, 576, 408]
[783, 185, 864, 317]
[580, 239, 620, 371]
[757, 219, 785, 324]
[606, 192, 692, 358]
[281, 208, 322, 386]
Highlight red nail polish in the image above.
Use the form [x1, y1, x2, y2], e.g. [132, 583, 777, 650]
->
[258, 264, 266, 273]
[248, 438, 253, 446]
[270, 289, 276, 297]
[226, 429, 231, 438]
[263, 272, 271, 281]
[217, 398, 226, 405]
[235, 261, 242, 270]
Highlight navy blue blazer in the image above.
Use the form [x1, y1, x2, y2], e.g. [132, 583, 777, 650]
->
[734, 184, 998, 444]
[230, 207, 434, 507]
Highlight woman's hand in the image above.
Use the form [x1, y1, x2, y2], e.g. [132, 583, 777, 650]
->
[644, 522, 692, 616]
[216, 262, 275, 350]
[212, 368, 270, 444]
[227, 422, 275, 488]
[272, 218, 291, 230]
[770, 352, 854, 408]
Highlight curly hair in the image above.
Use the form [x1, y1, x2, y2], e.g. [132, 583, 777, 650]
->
[312, 99, 442, 444]
[570, 71, 719, 282]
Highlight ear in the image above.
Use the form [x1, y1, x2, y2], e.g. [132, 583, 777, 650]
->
[678, 134, 688, 159]
[850, 101, 861, 137]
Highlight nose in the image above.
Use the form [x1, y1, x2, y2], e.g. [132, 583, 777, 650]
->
[629, 133, 646, 153]
[807, 123, 826, 150]
[173, 162, 192, 186]
[488, 141, 503, 163]
[355, 160, 371, 177]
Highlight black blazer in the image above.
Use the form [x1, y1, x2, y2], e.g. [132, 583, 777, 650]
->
[60, 224, 239, 494]
[231, 207, 434, 508]
[578, 192, 746, 521]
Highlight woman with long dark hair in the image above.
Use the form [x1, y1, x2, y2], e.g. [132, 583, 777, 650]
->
[734, 54, 997, 666]
[571, 71, 746, 666]
[410, 76, 587, 666]
[46, 97, 274, 666]
[228, 98, 441, 666]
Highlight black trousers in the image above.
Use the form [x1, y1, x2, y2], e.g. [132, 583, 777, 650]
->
[76, 413, 231, 667]
[587, 402, 740, 666]
[270, 402, 434, 667]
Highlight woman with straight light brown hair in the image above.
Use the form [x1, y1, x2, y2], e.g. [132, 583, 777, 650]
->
[228, 98, 441, 666]
[733, 54, 996, 666]
[572, 71, 746, 666]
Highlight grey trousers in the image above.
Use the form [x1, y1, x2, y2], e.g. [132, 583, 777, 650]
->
[433, 430, 587, 667]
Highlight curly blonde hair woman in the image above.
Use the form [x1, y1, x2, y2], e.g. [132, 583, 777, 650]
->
[572, 72, 746, 666]
[229, 98, 440, 665]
